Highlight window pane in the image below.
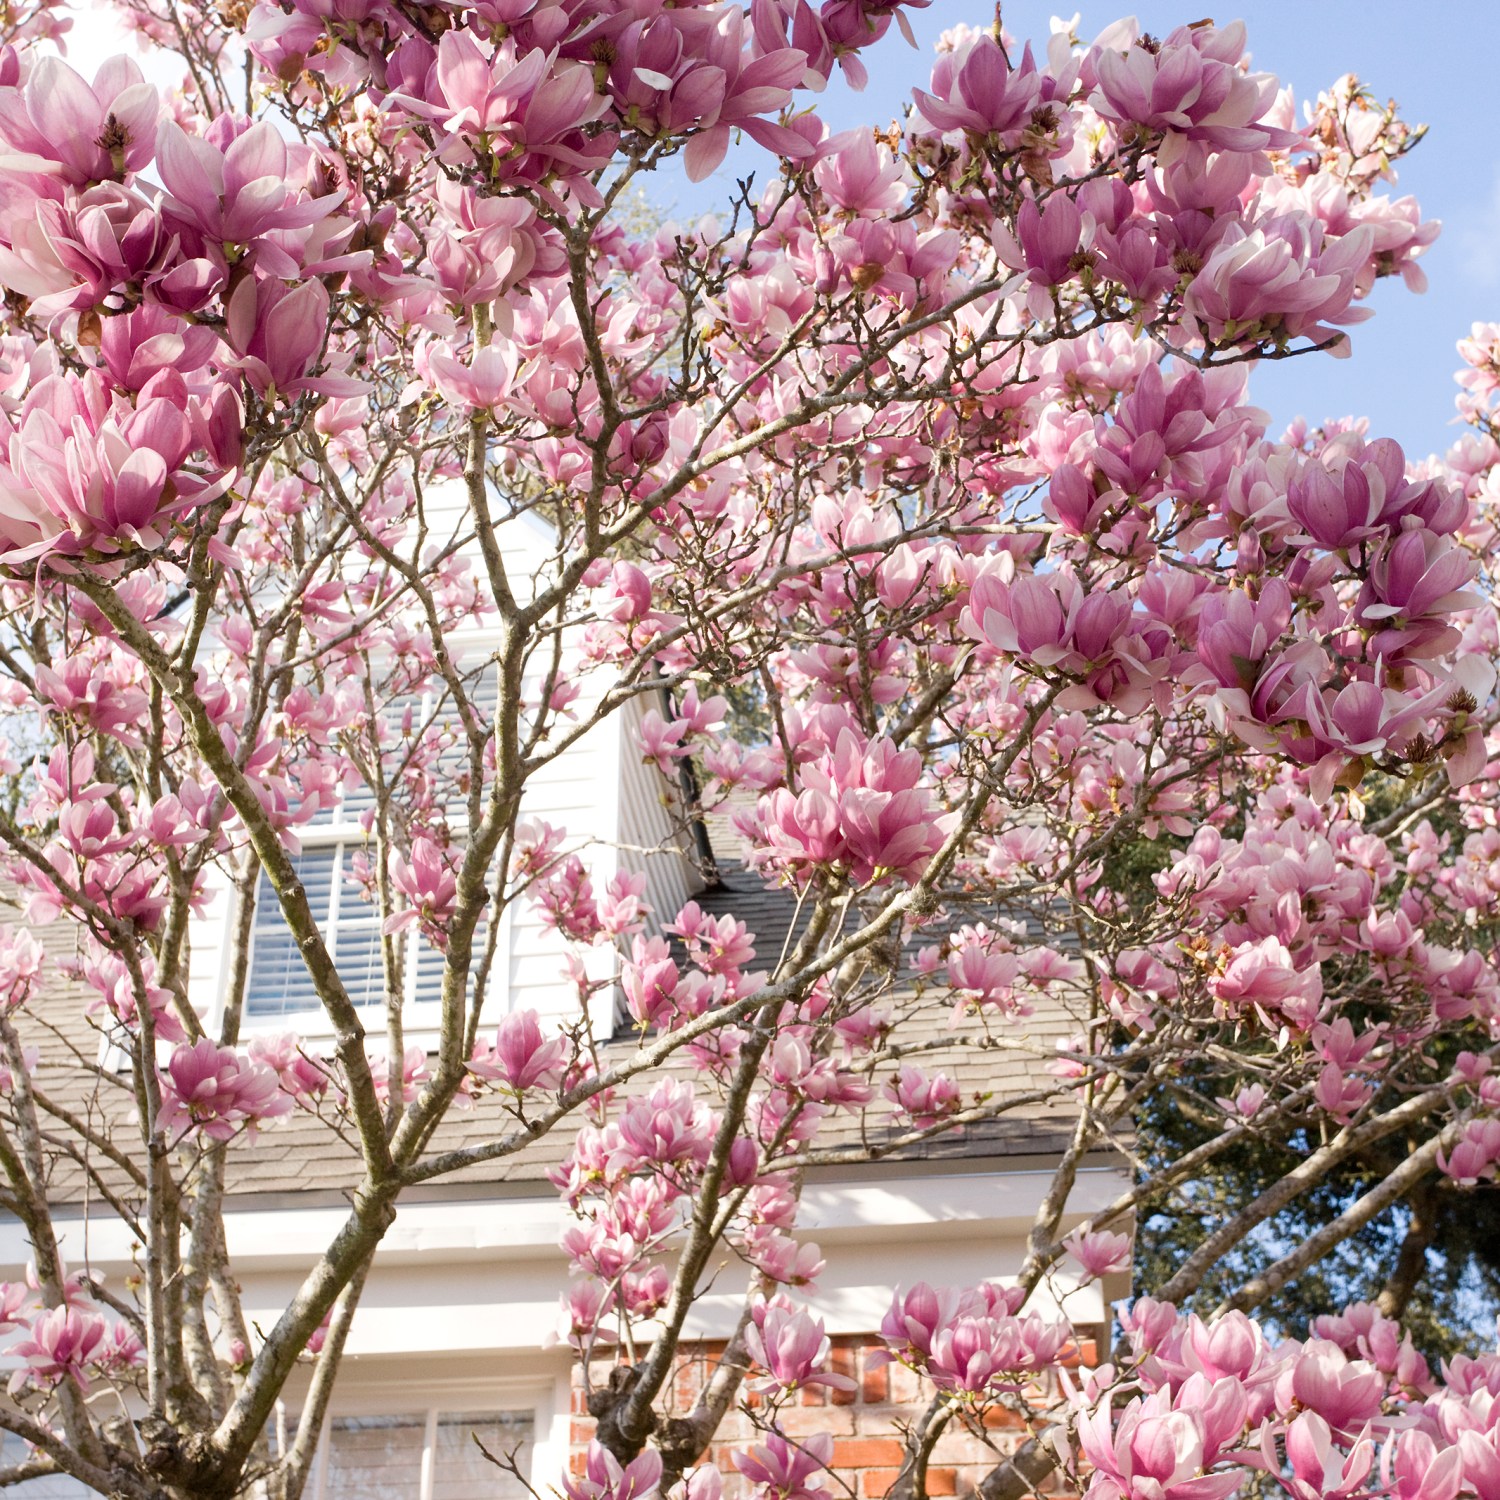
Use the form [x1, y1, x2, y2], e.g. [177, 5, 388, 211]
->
[246, 850, 337, 1018]
[324, 1414, 425, 1500]
[335, 848, 386, 1008]
[335, 920, 387, 1009]
[432, 1411, 534, 1500]
[411, 914, 492, 1010]
[0, 1436, 91, 1496]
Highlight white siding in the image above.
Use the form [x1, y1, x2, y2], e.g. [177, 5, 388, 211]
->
[613, 693, 705, 929]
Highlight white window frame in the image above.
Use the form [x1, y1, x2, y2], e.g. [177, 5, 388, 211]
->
[304, 1375, 560, 1500]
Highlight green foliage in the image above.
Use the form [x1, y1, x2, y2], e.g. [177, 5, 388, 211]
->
[1134, 1076, 1500, 1358]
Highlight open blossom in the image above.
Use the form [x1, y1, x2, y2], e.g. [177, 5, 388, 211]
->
[565, 1442, 661, 1500]
[754, 729, 947, 887]
[1091, 23, 1300, 157]
[0, 924, 42, 1008]
[8, 1305, 109, 1390]
[733, 1433, 832, 1500]
[248, 1033, 331, 1103]
[1211, 937, 1325, 1030]
[156, 1040, 292, 1142]
[0, 55, 158, 185]
[745, 1301, 855, 1394]
[1075, 1387, 1241, 1500]
[0, 368, 239, 563]
[911, 32, 1043, 141]
[426, 340, 526, 410]
[156, 117, 343, 247]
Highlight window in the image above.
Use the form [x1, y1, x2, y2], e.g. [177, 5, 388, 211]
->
[314, 1406, 535, 1500]
[0, 1406, 541, 1499]
[0, 1437, 89, 1498]
[242, 668, 500, 1029]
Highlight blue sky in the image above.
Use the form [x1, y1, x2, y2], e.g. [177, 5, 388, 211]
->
[643, 3, 1500, 462]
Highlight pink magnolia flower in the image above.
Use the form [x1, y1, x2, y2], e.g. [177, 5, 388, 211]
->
[0, 924, 42, 1009]
[813, 129, 906, 216]
[248, 1033, 332, 1103]
[1381, 1429, 1464, 1500]
[1277, 1411, 1375, 1500]
[156, 1039, 292, 1142]
[372, 1044, 431, 1106]
[1091, 24, 1299, 157]
[758, 787, 846, 874]
[1275, 1340, 1387, 1435]
[0, 368, 238, 562]
[911, 32, 1043, 141]
[426, 340, 526, 410]
[0, 54, 158, 185]
[384, 836, 459, 936]
[565, 1442, 662, 1500]
[469, 1009, 568, 1093]
[0, 1281, 30, 1332]
[745, 1300, 855, 1394]
[675, 13, 811, 184]
[733, 1432, 832, 1500]
[1438, 1119, 1500, 1186]
[226, 275, 362, 401]
[964, 568, 1071, 666]
[1183, 1311, 1269, 1384]
[156, 117, 342, 246]
[0, 184, 176, 322]
[925, 1310, 1069, 1396]
[620, 936, 681, 1028]
[946, 935, 1024, 1014]
[884, 1064, 961, 1129]
[1065, 1228, 1133, 1280]
[636, 708, 691, 775]
[1359, 528, 1481, 653]
[1017, 193, 1083, 287]
[434, 33, 602, 142]
[9, 1304, 108, 1389]
[1075, 1387, 1241, 1500]
[746, 1231, 824, 1288]
[1211, 937, 1324, 1031]
[1184, 217, 1373, 349]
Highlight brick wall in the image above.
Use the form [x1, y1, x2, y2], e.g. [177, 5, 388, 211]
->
[568, 1336, 1082, 1498]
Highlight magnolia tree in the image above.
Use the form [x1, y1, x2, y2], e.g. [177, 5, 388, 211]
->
[0, 0, 1496, 1496]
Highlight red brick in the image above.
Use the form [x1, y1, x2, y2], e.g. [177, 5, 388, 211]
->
[830, 1347, 857, 1406]
[854, 1406, 903, 1437]
[800, 1382, 828, 1406]
[888, 1363, 924, 1403]
[980, 1405, 1025, 1430]
[861, 1468, 902, 1497]
[935, 1433, 1001, 1467]
[777, 1406, 856, 1437]
[834, 1438, 907, 1469]
[924, 1469, 957, 1496]
[1058, 1339, 1096, 1369]
[860, 1363, 888, 1404]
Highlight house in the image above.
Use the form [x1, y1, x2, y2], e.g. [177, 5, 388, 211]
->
[0, 515, 1130, 1498]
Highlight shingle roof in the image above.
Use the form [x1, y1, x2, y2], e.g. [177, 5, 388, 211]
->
[5, 837, 1091, 1213]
